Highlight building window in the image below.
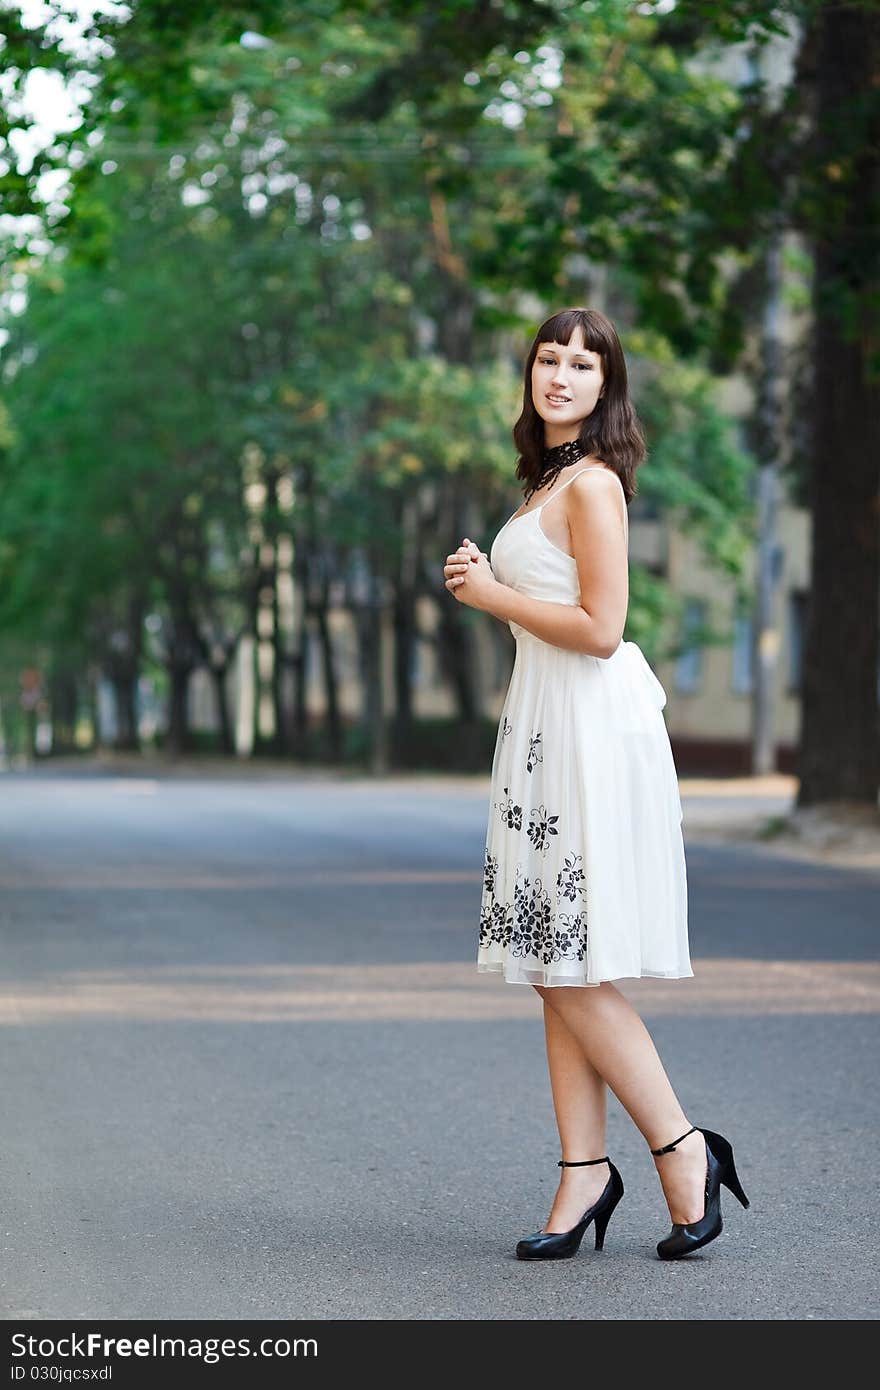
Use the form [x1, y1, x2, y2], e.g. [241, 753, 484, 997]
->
[788, 590, 808, 693]
[732, 606, 754, 695]
[675, 599, 707, 695]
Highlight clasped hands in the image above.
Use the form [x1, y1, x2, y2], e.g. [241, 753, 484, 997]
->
[443, 538, 500, 611]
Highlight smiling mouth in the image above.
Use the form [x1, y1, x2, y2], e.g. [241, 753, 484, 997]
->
[547, 394, 571, 404]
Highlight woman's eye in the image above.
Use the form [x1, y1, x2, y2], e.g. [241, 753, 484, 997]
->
[539, 357, 592, 370]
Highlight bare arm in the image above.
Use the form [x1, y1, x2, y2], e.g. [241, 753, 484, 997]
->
[487, 587, 613, 657]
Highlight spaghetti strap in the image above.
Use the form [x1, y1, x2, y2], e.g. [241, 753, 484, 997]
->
[541, 464, 628, 543]
[536, 465, 605, 510]
[499, 464, 627, 536]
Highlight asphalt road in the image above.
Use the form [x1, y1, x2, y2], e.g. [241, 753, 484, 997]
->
[1, 772, 878, 1321]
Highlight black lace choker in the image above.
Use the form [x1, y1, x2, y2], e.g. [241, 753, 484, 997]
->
[525, 436, 587, 502]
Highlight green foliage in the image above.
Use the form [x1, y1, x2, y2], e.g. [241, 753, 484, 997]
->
[0, 159, 251, 664]
[624, 564, 682, 666]
[633, 339, 757, 586]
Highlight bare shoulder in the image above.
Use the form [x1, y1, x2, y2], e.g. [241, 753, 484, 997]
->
[569, 462, 625, 503]
[567, 463, 627, 535]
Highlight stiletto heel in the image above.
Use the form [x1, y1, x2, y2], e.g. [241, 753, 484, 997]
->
[592, 1203, 613, 1251]
[701, 1127, 750, 1209]
[516, 1156, 624, 1261]
[651, 1125, 749, 1260]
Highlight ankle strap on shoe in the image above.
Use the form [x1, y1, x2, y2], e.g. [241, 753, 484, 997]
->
[558, 1156, 609, 1167]
[650, 1126, 697, 1156]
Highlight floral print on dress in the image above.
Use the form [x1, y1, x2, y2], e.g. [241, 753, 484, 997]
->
[496, 786, 522, 831]
[510, 868, 553, 959]
[526, 732, 543, 772]
[483, 847, 498, 896]
[480, 722, 588, 972]
[527, 804, 559, 854]
[478, 856, 589, 967]
[556, 852, 587, 904]
[479, 894, 514, 949]
[549, 913, 587, 964]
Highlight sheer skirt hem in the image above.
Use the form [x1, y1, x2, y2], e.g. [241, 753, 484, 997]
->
[476, 961, 695, 988]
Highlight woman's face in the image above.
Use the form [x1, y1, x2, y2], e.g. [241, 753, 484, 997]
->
[531, 327, 605, 444]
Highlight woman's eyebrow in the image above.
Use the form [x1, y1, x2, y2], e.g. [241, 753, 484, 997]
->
[539, 346, 594, 360]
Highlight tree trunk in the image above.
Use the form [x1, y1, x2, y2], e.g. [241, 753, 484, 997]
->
[751, 222, 784, 777]
[292, 629, 309, 757]
[271, 632, 293, 756]
[355, 589, 389, 774]
[314, 601, 343, 763]
[291, 542, 311, 758]
[167, 664, 192, 757]
[266, 553, 285, 758]
[211, 664, 234, 755]
[161, 585, 206, 758]
[85, 670, 100, 752]
[111, 671, 139, 752]
[96, 592, 145, 753]
[24, 707, 37, 760]
[433, 493, 485, 769]
[434, 594, 479, 723]
[393, 583, 416, 762]
[797, 6, 880, 807]
[49, 666, 79, 754]
[392, 492, 419, 764]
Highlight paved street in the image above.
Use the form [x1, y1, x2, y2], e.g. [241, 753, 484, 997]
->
[1, 771, 878, 1320]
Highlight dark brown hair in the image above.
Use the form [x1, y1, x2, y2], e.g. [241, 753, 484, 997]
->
[512, 306, 646, 504]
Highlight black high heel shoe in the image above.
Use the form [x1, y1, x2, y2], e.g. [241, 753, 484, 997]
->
[515, 1156, 625, 1260]
[652, 1126, 749, 1260]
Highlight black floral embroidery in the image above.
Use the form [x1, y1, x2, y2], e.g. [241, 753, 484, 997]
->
[482, 765, 587, 968]
[510, 869, 553, 959]
[478, 856, 589, 967]
[527, 804, 559, 854]
[479, 895, 514, 949]
[496, 785, 522, 831]
[556, 852, 587, 904]
[500, 716, 512, 741]
[548, 913, 587, 964]
[526, 731, 543, 772]
[483, 847, 498, 895]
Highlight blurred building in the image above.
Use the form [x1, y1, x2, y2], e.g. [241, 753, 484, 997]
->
[639, 495, 809, 775]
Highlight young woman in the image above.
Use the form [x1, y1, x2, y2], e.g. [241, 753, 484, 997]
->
[442, 307, 748, 1261]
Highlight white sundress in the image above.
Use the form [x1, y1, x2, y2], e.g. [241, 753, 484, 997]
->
[477, 464, 692, 987]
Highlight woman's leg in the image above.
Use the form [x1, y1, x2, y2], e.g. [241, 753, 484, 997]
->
[540, 998, 611, 1232]
[533, 982, 707, 1224]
